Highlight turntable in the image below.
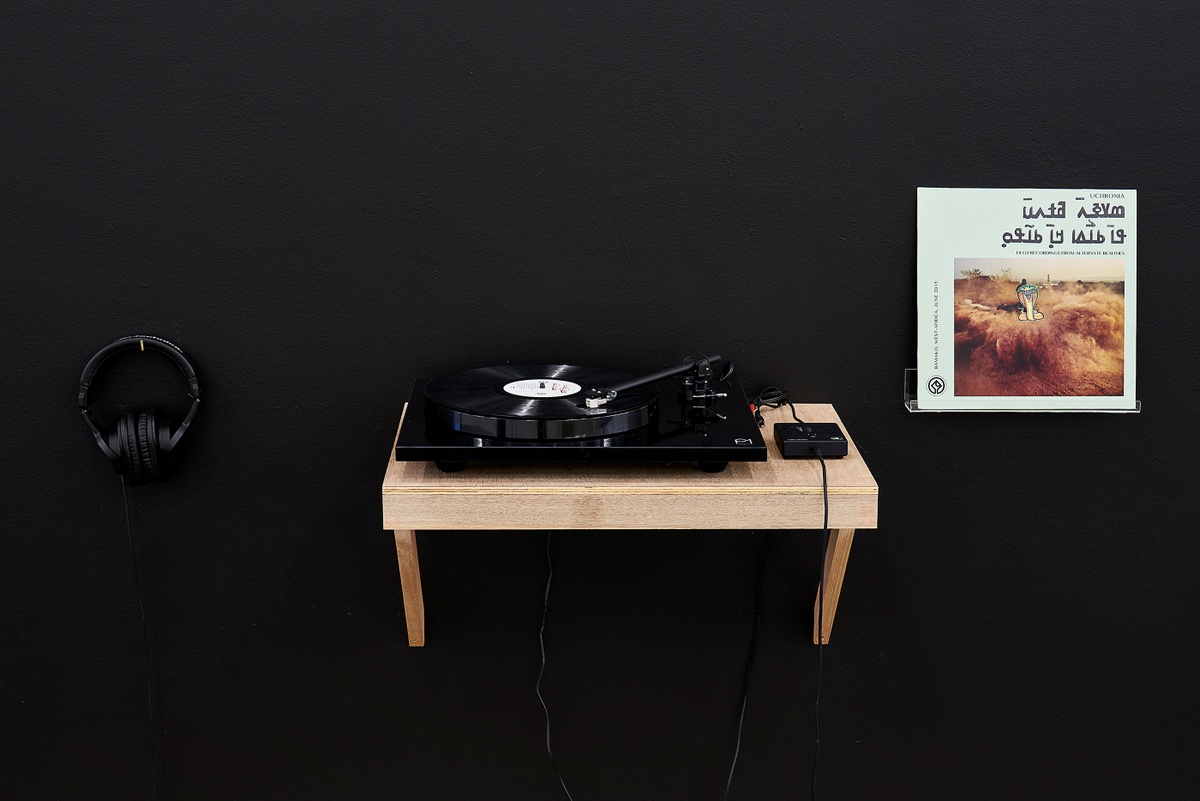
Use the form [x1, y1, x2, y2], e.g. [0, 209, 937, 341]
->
[394, 355, 767, 472]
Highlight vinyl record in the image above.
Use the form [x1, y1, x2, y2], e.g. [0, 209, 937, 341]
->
[424, 364, 658, 440]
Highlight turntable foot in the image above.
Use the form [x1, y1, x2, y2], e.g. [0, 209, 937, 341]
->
[698, 461, 728, 473]
[435, 461, 466, 473]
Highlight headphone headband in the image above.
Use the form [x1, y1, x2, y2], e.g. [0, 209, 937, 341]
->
[79, 335, 202, 457]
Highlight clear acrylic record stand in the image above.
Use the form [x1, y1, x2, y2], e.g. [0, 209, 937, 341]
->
[903, 369, 1141, 413]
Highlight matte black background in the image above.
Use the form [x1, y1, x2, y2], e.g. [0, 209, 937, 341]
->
[3, 3, 1198, 799]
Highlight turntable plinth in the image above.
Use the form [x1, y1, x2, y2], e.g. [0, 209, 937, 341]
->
[382, 404, 878, 647]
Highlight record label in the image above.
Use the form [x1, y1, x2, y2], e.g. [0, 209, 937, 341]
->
[503, 379, 582, 398]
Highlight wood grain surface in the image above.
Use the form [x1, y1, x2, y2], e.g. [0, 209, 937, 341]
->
[383, 404, 878, 531]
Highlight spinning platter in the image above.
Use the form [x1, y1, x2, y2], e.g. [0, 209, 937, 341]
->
[394, 357, 767, 472]
[423, 365, 657, 441]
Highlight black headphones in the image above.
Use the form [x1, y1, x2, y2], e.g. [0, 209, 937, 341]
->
[79, 335, 202, 484]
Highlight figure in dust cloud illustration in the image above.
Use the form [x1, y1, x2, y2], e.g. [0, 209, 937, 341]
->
[1016, 278, 1044, 322]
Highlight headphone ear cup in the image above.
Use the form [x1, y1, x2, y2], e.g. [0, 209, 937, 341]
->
[119, 412, 144, 483]
[105, 425, 124, 469]
[155, 413, 175, 461]
[138, 410, 162, 482]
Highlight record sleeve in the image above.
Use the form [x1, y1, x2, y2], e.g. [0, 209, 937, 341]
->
[916, 188, 1137, 411]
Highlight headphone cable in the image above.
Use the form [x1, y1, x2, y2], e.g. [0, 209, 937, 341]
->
[120, 475, 161, 801]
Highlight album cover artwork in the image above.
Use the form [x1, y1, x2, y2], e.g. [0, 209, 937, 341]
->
[917, 188, 1137, 411]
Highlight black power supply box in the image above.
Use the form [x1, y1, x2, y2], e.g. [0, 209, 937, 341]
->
[773, 422, 849, 458]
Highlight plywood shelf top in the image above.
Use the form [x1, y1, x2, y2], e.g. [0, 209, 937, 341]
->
[383, 404, 877, 499]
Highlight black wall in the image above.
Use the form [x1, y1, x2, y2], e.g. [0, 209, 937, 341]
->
[4, 3, 1198, 799]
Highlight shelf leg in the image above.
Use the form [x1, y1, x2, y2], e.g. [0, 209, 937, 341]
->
[813, 528, 855, 645]
[393, 529, 425, 647]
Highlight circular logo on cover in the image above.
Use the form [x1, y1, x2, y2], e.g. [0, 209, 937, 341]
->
[503, 379, 582, 398]
[927, 375, 946, 396]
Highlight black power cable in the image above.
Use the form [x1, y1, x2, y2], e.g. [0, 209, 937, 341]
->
[748, 386, 807, 427]
[534, 441, 832, 801]
[721, 532, 770, 801]
[812, 450, 829, 801]
[536, 532, 576, 801]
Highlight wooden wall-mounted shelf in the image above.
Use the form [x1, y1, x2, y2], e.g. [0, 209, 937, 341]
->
[382, 404, 878, 646]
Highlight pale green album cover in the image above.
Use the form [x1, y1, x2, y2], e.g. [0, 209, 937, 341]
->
[917, 188, 1137, 411]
